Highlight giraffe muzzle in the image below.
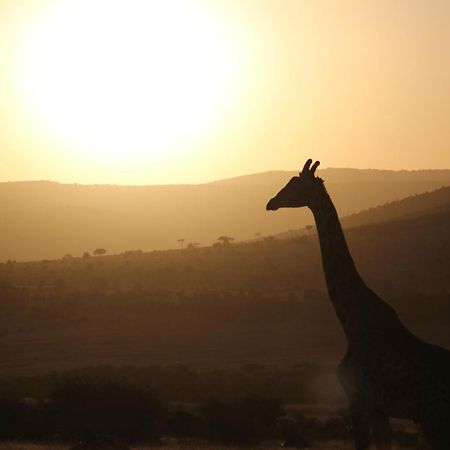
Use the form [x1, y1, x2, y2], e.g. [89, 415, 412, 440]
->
[266, 198, 279, 211]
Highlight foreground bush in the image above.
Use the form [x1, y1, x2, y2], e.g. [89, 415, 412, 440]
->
[0, 397, 52, 441]
[51, 375, 166, 443]
[201, 394, 283, 443]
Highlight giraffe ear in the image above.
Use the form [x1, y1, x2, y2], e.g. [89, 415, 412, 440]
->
[310, 161, 320, 175]
[300, 159, 313, 175]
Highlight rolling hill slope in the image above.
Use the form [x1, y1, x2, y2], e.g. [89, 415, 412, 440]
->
[275, 185, 450, 239]
[1, 168, 450, 261]
[0, 191, 449, 375]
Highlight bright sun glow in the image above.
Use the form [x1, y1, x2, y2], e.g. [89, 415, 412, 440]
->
[15, 0, 240, 166]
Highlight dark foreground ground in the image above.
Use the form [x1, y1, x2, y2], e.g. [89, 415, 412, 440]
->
[0, 439, 426, 450]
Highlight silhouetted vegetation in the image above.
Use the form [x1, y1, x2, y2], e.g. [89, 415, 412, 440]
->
[0, 376, 164, 444]
[0, 365, 420, 446]
[0, 364, 338, 406]
[51, 375, 165, 443]
[201, 395, 282, 443]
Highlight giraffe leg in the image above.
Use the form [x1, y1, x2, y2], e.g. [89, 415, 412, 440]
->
[370, 411, 392, 450]
[349, 404, 371, 450]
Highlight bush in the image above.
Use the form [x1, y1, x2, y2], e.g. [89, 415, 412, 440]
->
[0, 398, 30, 440]
[201, 394, 283, 443]
[0, 397, 51, 440]
[167, 407, 202, 437]
[51, 375, 166, 443]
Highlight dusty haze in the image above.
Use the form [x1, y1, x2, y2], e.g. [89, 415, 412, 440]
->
[2, 167, 450, 261]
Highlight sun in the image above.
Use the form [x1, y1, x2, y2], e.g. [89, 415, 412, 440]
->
[15, 0, 240, 167]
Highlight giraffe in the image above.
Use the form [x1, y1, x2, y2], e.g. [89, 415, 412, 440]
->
[266, 159, 450, 450]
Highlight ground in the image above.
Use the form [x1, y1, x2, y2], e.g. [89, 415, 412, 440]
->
[0, 440, 424, 450]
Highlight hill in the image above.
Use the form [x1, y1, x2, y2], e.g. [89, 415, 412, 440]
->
[275, 185, 450, 239]
[0, 198, 449, 376]
[210, 168, 450, 185]
[1, 168, 450, 261]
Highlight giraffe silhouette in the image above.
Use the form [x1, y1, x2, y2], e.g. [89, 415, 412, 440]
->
[266, 159, 450, 450]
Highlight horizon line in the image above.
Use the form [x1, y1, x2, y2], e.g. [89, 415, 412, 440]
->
[2, 166, 450, 187]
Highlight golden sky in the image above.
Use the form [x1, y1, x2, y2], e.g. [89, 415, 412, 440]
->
[1, 0, 449, 185]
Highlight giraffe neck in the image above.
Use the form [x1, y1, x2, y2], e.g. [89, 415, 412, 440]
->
[309, 187, 368, 338]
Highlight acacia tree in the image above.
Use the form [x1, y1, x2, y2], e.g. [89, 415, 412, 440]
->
[217, 236, 234, 246]
[177, 238, 185, 249]
[93, 248, 106, 257]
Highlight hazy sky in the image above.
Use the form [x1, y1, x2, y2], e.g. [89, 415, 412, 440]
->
[1, 0, 449, 184]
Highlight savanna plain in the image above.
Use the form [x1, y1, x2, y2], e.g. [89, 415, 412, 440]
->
[1, 170, 449, 449]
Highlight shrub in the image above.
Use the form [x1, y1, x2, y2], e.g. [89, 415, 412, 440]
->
[0, 397, 49, 440]
[0, 398, 30, 440]
[51, 375, 166, 443]
[167, 407, 202, 437]
[201, 394, 282, 443]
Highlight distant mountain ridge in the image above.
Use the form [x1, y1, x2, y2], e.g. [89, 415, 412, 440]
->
[209, 168, 450, 185]
[1, 168, 450, 261]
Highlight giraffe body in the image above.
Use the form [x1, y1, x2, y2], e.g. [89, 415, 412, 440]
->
[267, 159, 450, 450]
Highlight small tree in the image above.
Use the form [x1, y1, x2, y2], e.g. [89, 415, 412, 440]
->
[93, 248, 106, 257]
[217, 236, 234, 246]
[82, 251, 91, 259]
[177, 238, 185, 249]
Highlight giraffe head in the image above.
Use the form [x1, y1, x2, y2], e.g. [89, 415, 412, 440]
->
[266, 159, 324, 211]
